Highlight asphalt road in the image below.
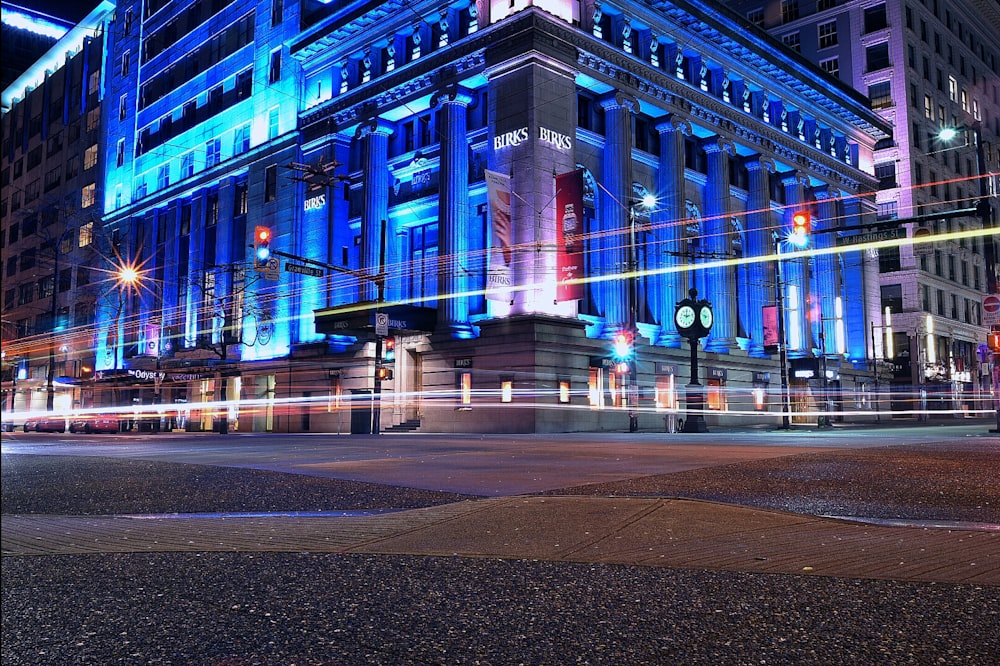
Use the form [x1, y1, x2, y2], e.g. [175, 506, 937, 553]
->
[2, 423, 998, 665]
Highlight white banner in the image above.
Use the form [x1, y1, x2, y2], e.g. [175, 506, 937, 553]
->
[485, 169, 512, 301]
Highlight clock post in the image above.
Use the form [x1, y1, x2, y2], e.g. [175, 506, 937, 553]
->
[674, 288, 712, 433]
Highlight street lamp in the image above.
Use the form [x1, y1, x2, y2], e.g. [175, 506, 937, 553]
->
[624, 193, 656, 432]
[938, 123, 998, 431]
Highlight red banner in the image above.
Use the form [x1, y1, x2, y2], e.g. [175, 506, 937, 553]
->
[555, 169, 585, 302]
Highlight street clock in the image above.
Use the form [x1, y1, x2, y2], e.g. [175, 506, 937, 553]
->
[674, 289, 713, 340]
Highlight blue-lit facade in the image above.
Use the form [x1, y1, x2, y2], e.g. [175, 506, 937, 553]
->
[88, 0, 890, 433]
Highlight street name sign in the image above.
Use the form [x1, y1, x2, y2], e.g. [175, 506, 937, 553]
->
[285, 262, 324, 277]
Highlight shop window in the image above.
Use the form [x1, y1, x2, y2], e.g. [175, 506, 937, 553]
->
[458, 371, 472, 409]
[655, 374, 677, 411]
[588, 368, 605, 409]
[500, 379, 513, 403]
[559, 381, 570, 404]
[707, 379, 726, 411]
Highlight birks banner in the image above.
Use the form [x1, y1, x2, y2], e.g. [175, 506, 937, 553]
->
[555, 169, 585, 302]
[485, 170, 512, 301]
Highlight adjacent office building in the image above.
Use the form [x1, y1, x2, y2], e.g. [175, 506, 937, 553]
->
[4, 0, 892, 433]
[720, 0, 1000, 412]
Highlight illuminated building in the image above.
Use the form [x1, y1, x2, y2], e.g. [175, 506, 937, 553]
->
[720, 0, 1000, 412]
[7, 0, 893, 432]
[1, 4, 72, 93]
[1, 3, 115, 417]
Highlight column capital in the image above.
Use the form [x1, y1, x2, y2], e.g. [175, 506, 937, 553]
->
[599, 90, 638, 113]
[811, 184, 840, 201]
[354, 118, 395, 140]
[743, 154, 775, 173]
[780, 170, 809, 187]
[431, 84, 475, 109]
[655, 115, 691, 136]
[700, 136, 736, 156]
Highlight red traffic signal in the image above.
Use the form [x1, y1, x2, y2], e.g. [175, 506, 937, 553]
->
[375, 365, 393, 381]
[254, 226, 271, 270]
[383, 336, 396, 363]
[790, 210, 811, 248]
[612, 330, 634, 360]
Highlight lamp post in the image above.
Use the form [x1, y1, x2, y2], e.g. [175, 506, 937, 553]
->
[625, 194, 656, 433]
[940, 124, 998, 431]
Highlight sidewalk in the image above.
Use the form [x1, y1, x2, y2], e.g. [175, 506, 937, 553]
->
[4, 495, 996, 585]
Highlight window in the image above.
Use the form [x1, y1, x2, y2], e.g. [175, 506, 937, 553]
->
[119, 94, 127, 121]
[782, 32, 801, 52]
[747, 8, 764, 27]
[868, 81, 892, 109]
[819, 57, 839, 78]
[121, 51, 130, 77]
[157, 164, 169, 190]
[265, 164, 278, 202]
[86, 107, 100, 131]
[268, 107, 280, 140]
[84, 144, 99, 170]
[205, 139, 220, 168]
[874, 162, 896, 189]
[88, 70, 100, 94]
[923, 95, 934, 120]
[233, 122, 251, 154]
[79, 222, 93, 247]
[116, 139, 125, 167]
[880, 284, 903, 312]
[961, 89, 968, 112]
[865, 43, 890, 72]
[948, 76, 957, 101]
[181, 151, 195, 178]
[781, 1, 799, 23]
[81, 183, 96, 208]
[818, 21, 838, 48]
[863, 4, 888, 33]
[268, 50, 281, 83]
[270, 0, 282, 27]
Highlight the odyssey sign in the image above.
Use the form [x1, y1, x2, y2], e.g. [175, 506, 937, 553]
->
[304, 194, 326, 211]
[494, 125, 573, 151]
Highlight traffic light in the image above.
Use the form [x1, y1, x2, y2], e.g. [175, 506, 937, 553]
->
[612, 330, 634, 361]
[383, 336, 396, 363]
[790, 210, 811, 248]
[253, 226, 271, 271]
[989, 330, 1000, 353]
[375, 365, 393, 381]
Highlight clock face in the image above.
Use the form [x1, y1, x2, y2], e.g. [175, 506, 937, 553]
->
[699, 306, 714, 329]
[675, 305, 696, 330]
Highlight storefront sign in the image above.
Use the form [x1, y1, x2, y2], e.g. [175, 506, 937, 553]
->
[304, 194, 326, 211]
[454, 358, 473, 368]
[707, 367, 727, 380]
[752, 371, 771, 384]
[493, 126, 573, 152]
[656, 363, 679, 375]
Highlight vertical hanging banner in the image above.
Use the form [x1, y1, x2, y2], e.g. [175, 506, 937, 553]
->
[555, 169, 585, 302]
[485, 169, 513, 301]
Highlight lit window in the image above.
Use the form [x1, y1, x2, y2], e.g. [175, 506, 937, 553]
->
[559, 381, 570, 404]
[84, 144, 98, 170]
[818, 21, 837, 48]
[500, 380, 513, 403]
[459, 371, 472, 408]
[81, 183, 96, 208]
[79, 222, 93, 247]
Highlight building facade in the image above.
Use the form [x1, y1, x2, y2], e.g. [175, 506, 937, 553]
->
[1, 3, 115, 419]
[721, 0, 1000, 412]
[5, 0, 892, 433]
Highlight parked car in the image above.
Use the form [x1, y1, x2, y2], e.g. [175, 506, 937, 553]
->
[34, 417, 66, 433]
[22, 419, 39, 432]
[69, 416, 120, 434]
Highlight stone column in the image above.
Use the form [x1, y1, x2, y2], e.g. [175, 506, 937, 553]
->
[813, 185, 840, 356]
[782, 171, 809, 356]
[702, 137, 736, 353]
[841, 195, 873, 363]
[599, 91, 636, 331]
[745, 155, 775, 358]
[654, 116, 689, 348]
[433, 86, 474, 335]
[355, 119, 394, 302]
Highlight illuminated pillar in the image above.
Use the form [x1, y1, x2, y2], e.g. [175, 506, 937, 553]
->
[702, 137, 736, 353]
[654, 116, 690, 348]
[841, 195, 872, 363]
[433, 85, 474, 335]
[813, 185, 840, 357]
[782, 171, 809, 356]
[745, 155, 775, 358]
[599, 91, 636, 330]
[356, 119, 394, 302]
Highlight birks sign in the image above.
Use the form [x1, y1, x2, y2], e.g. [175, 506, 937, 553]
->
[304, 194, 326, 211]
[493, 125, 573, 152]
